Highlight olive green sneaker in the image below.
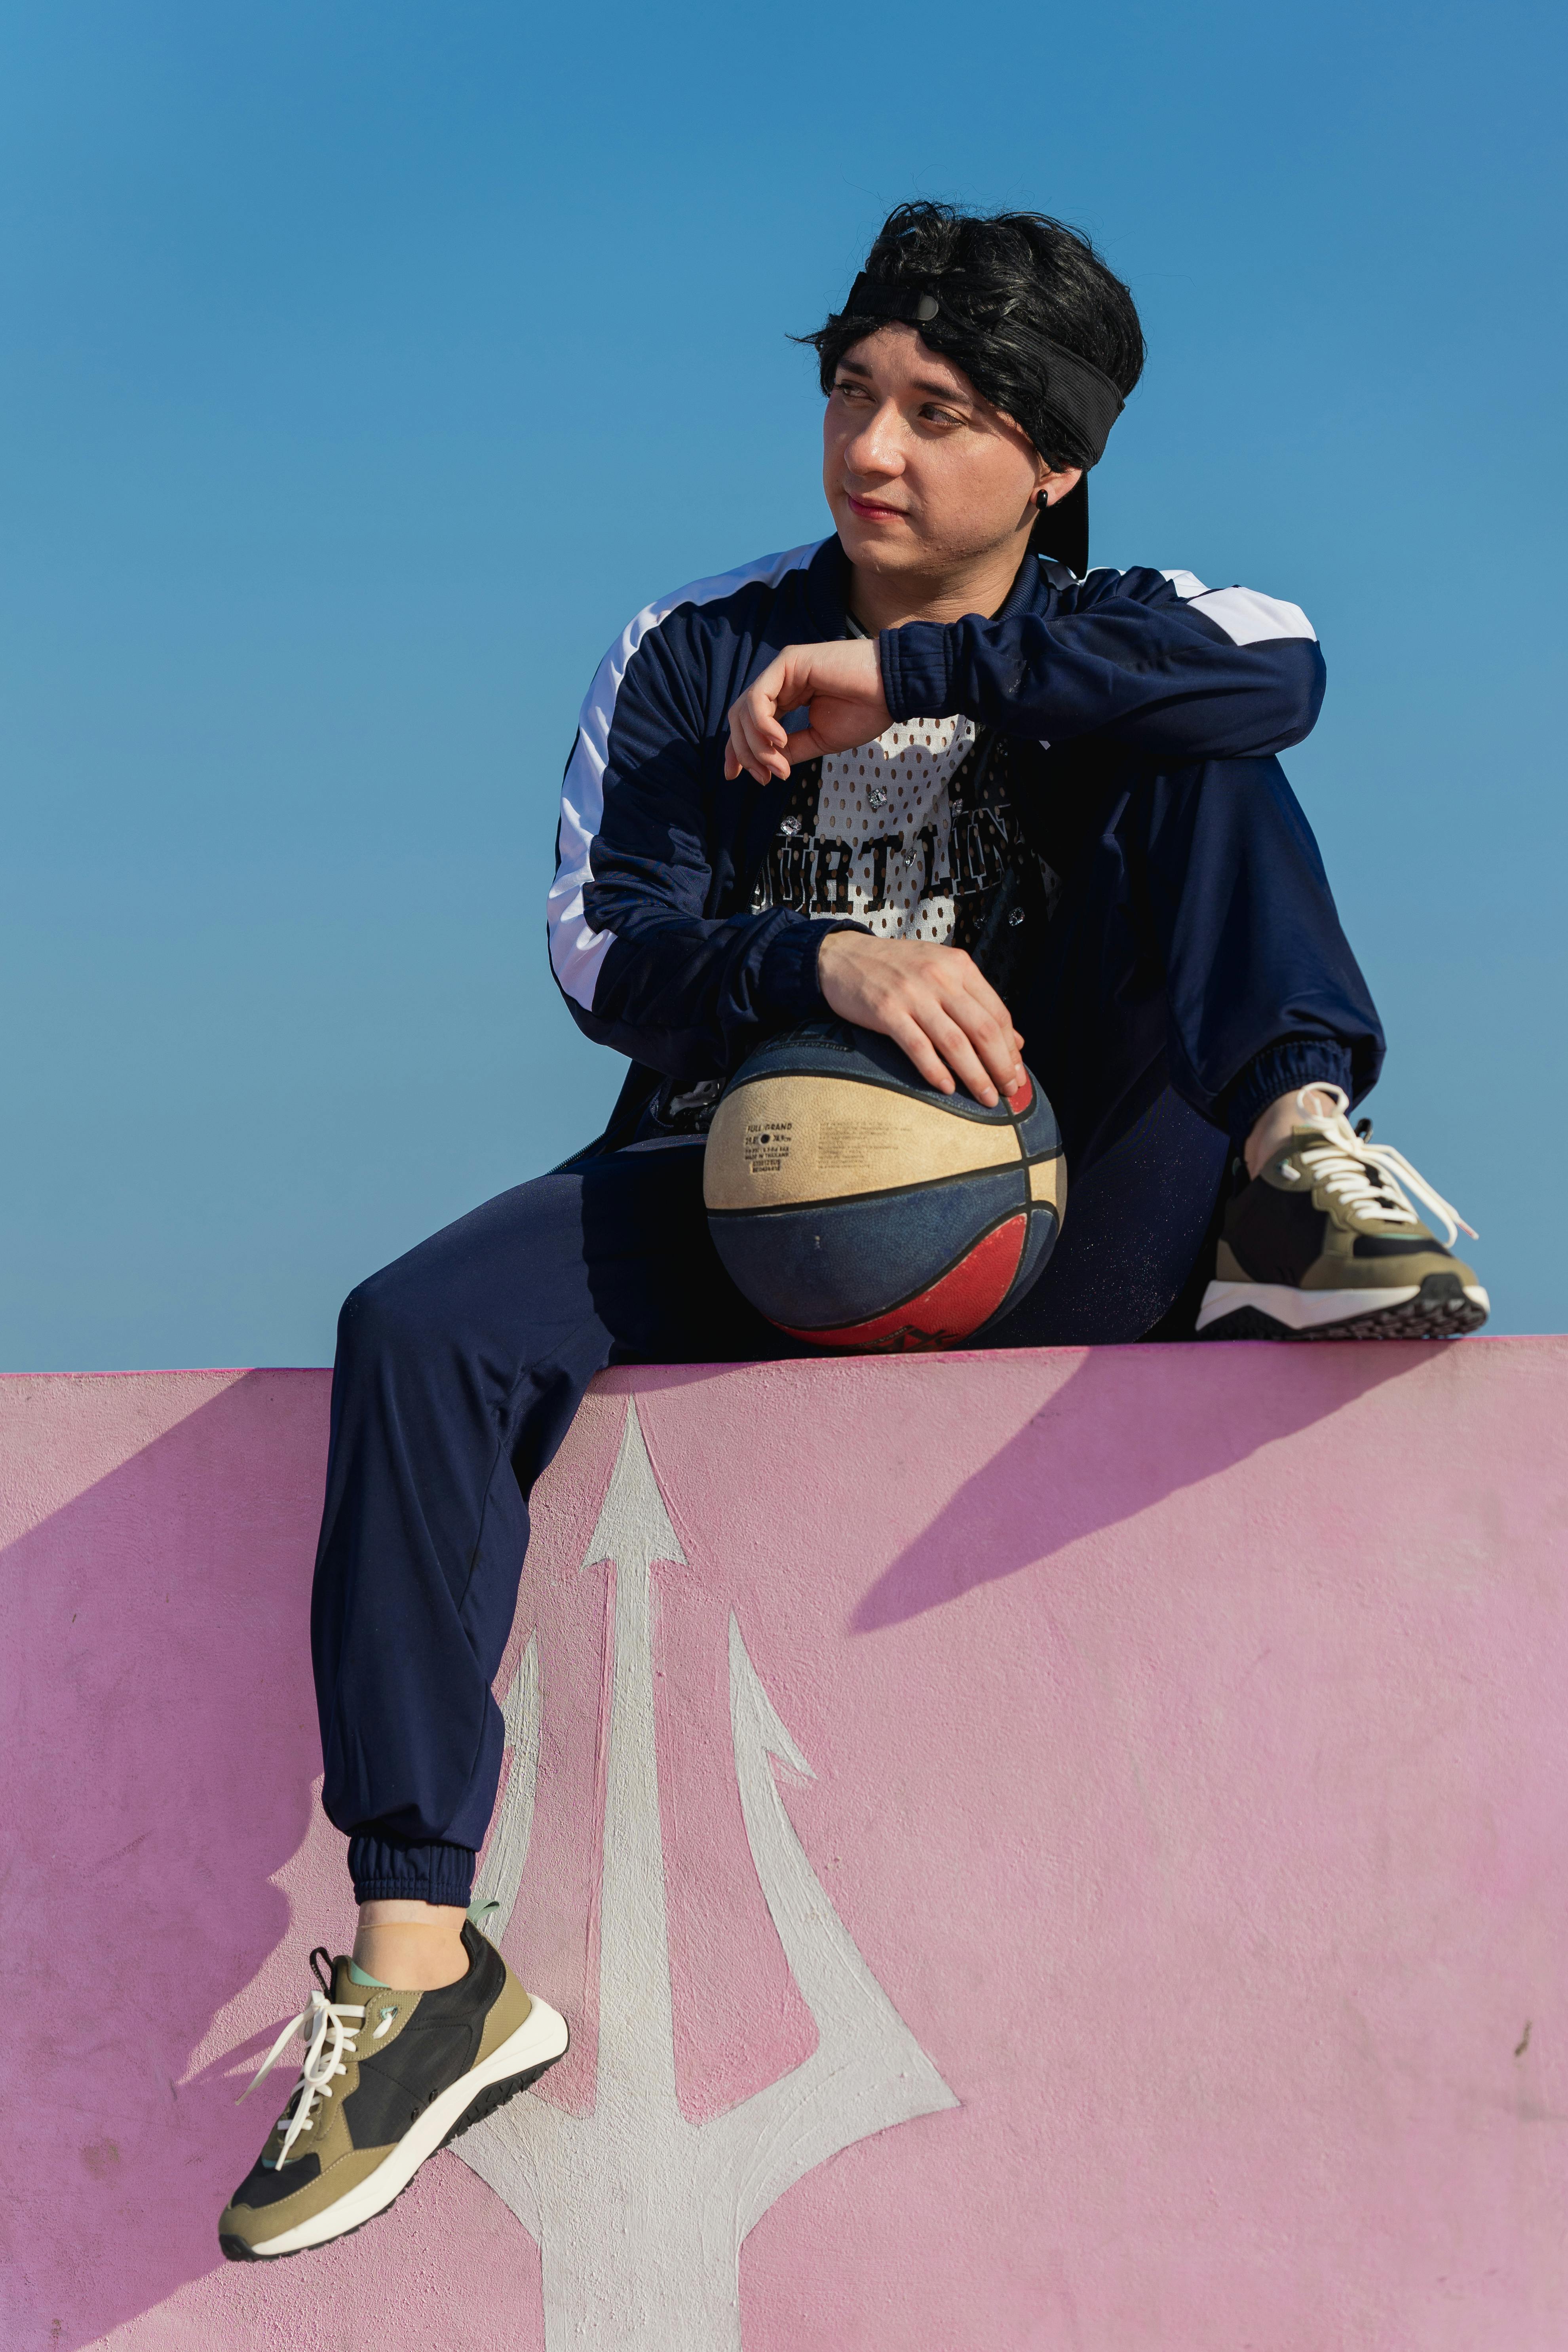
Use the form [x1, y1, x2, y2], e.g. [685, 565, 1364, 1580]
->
[1197, 1087, 1488, 1341]
[219, 1914, 567, 2260]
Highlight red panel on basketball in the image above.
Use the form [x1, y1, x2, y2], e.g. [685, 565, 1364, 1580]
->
[776, 1215, 1026, 1354]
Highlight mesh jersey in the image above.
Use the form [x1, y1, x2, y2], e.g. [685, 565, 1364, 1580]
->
[750, 713, 1061, 966]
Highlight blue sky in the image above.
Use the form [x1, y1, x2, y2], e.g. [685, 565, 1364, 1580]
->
[2, 0, 1563, 1368]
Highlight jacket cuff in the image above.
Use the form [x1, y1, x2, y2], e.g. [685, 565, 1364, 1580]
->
[757, 917, 863, 1022]
[880, 621, 958, 722]
[1224, 1038, 1356, 1150]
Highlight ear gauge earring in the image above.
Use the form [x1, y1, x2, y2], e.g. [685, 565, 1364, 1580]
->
[1037, 489, 1051, 510]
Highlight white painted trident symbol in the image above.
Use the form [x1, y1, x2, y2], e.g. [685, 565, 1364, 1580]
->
[454, 1401, 957, 2349]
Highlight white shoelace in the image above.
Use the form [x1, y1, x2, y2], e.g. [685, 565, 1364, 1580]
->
[1284, 1086, 1477, 1249]
[238, 1981, 366, 2168]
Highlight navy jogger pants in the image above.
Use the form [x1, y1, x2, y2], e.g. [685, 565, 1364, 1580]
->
[311, 754, 1384, 1904]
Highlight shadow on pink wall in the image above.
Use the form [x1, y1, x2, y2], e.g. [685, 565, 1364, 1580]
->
[853, 1337, 1429, 1628]
[1, 1372, 331, 2350]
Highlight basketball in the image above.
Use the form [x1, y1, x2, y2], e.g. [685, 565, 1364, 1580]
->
[703, 1020, 1066, 1352]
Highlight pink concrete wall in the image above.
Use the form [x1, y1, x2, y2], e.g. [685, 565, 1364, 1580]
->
[3, 1340, 1567, 2348]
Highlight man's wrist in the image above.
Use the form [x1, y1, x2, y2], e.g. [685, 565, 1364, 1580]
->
[812, 921, 869, 986]
[758, 916, 865, 1021]
[815, 926, 858, 971]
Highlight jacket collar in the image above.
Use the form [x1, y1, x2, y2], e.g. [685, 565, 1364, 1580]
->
[799, 533, 1064, 641]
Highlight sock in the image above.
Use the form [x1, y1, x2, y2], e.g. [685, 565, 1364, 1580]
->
[349, 1959, 391, 1988]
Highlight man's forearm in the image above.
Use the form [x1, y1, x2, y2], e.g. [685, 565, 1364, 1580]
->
[880, 576, 1325, 762]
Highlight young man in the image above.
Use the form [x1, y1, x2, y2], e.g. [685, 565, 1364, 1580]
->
[220, 202, 1485, 2259]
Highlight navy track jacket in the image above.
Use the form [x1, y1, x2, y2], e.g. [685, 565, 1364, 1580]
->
[547, 534, 1324, 1095]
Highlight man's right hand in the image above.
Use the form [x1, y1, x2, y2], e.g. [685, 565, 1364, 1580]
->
[724, 639, 890, 785]
[816, 931, 1026, 1109]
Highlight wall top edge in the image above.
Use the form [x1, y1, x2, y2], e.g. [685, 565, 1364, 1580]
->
[3, 1336, 1561, 1390]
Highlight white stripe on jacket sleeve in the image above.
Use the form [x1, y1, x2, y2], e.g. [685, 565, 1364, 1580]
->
[546, 541, 825, 1014]
[1159, 570, 1317, 646]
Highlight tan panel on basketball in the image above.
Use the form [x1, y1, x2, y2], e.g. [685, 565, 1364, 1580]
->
[703, 1074, 1022, 1212]
[1028, 1153, 1067, 1216]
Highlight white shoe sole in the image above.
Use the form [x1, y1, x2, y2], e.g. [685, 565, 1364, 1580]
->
[249, 1996, 569, 2256]
[1196, 1277, 1490, 1338]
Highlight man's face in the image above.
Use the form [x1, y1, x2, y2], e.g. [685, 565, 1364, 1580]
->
[821, 326, 1077, 586]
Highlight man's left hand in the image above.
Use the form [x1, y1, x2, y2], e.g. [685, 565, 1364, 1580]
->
[724, 638, 891, 784]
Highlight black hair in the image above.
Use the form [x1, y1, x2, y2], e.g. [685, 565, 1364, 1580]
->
[804, 201, 1145, 474]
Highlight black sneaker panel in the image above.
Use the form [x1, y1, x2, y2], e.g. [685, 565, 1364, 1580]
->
[1222, 1182, 1328, 1284]
[1351, 1234, 1447, 1258]
[338, 1922, 503, 2147]
[341, 2022, 481, 2145]
[230, 2152, 322, 2210]
[412, 1920, 505, 2024]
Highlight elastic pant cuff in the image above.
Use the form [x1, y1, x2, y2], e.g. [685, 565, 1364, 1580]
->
[1226, 1038, 1357, 1152]
[348, 1833, 476, 1909]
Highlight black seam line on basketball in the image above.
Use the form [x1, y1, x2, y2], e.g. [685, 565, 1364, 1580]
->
[723, 1069, 1040, 1128]
[774, 1206, 1046, 1333]
[707, 1143, 1062, 1222]
[709, 1163, 1040, 1221]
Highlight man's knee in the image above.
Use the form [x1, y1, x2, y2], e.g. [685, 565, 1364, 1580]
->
[336, 1261, 440, 1367]
[1133, 755, 1334, 916]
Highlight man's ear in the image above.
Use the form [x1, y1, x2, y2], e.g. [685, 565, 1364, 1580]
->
[1036, 463, 1085, 511]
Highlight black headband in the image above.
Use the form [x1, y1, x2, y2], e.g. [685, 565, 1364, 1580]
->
[835, 271, 1125, 468]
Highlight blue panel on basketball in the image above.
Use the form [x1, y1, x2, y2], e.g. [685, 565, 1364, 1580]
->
[709, 1165, 1030, 1332]
[1012, 1079, 1062, 1162]
[703, 1019, 1067, 1352]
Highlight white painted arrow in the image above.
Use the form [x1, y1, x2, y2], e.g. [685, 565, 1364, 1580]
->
[455, 1400, 957, 2348]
